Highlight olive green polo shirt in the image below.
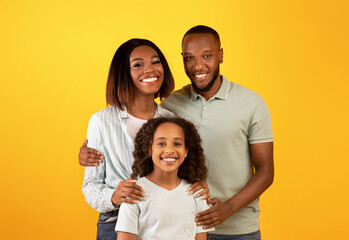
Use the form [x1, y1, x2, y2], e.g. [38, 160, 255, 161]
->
[161, 75, 273, 235]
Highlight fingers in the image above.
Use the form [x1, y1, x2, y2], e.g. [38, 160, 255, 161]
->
[188, 180, 209, 198]
[82, 139, 88, 147]
[117, 179, 145, 200]
[194, 187, 209, 198]
[207, 198, 219, 205]
[79, 144, 104, 166]
[196, 209, 220, 227]
[202, 220, 221, 229]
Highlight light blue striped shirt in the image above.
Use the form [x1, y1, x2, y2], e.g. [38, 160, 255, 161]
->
[82, 104, 174, 213]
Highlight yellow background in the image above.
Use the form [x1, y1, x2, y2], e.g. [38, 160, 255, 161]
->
[1, 0, 348, 239]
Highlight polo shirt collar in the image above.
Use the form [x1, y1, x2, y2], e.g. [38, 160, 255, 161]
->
[190, 75, 229, 101]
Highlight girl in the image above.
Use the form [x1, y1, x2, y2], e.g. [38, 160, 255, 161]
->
[115, 117, 214, 240]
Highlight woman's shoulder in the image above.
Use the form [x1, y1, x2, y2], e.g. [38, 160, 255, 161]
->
[90, 106, 124, 120]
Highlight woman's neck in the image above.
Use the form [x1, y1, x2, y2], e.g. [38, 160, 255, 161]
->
[146, 171, 181, 191]
[127, 96, 156, 120]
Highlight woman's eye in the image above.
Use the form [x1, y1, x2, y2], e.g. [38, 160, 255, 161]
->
[153, 60, 161, 65]
[174, 142, 182, 147]
[133, 63, 143, 68]
[157, 142, 165, 147]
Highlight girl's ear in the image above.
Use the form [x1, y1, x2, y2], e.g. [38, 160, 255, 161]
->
[185, 148, 188, 158]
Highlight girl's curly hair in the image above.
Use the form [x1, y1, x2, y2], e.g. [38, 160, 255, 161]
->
[131, 117, 207, 183]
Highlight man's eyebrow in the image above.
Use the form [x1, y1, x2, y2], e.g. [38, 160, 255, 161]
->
[182, 50, 213, 55]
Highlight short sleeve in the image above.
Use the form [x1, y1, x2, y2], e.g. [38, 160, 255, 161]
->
[115, 202, 139, 235]
[195, 198, 215, 233]
[248, 94, 273, 144]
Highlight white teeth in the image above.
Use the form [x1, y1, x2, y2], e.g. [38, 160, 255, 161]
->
[195, 74, 207, 79]
[142, 77, 157, 83]
[162, 158, 176, 162]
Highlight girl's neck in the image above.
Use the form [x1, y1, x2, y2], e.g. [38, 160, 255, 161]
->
[127, 96, 156, 120]
[146, 171, 181, 191]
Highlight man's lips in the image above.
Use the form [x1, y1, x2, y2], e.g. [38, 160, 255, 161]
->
[194, 73, 208, 80]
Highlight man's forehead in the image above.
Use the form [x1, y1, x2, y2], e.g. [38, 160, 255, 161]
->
[182, 34, 220, 52]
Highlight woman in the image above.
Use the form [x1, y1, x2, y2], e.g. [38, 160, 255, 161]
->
[81, 38, 208, 239]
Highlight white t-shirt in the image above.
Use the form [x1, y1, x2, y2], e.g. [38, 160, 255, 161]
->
[115, 177, 214, 239]
[126, 113, 147, 143]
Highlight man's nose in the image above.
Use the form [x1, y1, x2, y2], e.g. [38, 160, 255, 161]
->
[194, 58, 204, 71]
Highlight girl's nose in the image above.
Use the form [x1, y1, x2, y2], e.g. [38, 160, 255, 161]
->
[164, 148, 174, 154]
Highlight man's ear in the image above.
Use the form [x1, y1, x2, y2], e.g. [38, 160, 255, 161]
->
[219, 48, 223, 63]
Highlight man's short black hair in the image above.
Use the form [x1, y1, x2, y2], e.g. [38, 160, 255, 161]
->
[182, 25, 221, 48]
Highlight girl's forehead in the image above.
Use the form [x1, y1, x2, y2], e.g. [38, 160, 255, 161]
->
[153, 122, 185, 139]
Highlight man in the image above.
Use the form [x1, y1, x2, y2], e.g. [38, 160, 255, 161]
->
[160, 25, 274, 239]
[80, 26, 274, 239]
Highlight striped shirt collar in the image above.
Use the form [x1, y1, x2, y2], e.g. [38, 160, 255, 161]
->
[119, 102, 161, 119]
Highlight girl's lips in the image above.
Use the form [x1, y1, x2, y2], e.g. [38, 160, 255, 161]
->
[161, 157, 177, 163]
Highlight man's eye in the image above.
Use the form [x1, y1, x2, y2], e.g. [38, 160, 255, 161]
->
[184, 56, 194, 61]
[204, 55, 212, 59]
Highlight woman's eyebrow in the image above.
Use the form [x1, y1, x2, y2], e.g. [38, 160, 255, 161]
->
[131, 58, 143, 63]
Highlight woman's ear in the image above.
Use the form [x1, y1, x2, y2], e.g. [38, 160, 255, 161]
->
[185, 148, 188, 158]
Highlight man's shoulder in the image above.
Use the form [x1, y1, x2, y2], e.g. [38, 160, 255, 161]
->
[171, 84, 192, 98]
[162, 84, 192, 105]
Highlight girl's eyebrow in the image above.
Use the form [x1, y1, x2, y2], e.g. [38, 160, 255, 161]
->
[173, 137, 184, 141]
[154, 137, 184, 142]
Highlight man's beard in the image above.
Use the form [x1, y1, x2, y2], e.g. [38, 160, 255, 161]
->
[189, 65, 220, 95]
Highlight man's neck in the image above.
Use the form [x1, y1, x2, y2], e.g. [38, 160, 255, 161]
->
[198, 75, 223, 100]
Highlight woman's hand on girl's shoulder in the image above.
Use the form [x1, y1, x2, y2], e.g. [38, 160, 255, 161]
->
[112, 179, 145, 205]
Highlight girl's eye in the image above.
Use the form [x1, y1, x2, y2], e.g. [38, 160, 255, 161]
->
[174, 142, 182, 147]
[157, 142, 166, 147]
